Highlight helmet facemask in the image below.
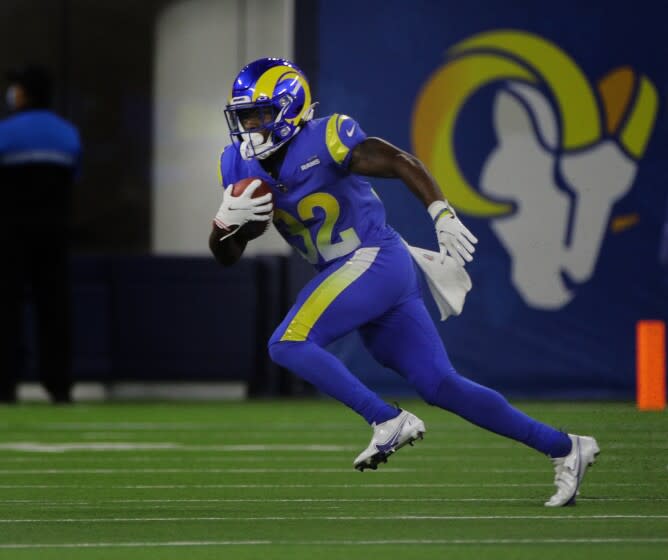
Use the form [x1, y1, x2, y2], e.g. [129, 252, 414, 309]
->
[226, 93, 304, 160]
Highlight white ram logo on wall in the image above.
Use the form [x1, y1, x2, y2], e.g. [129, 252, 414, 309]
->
[413, 30, 658, 309]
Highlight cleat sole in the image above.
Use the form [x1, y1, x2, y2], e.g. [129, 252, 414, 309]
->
[353, 430, 425, 472]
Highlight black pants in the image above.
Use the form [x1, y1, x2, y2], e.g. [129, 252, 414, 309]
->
[0, 226, 72, 402]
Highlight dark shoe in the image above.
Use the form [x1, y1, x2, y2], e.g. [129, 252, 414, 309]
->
[46, 387, 72, 404]
[0, 391, 17, 404]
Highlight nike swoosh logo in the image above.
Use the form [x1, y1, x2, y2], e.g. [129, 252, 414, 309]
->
[375, 416, 408, 454]
[346, 125, 356, 137]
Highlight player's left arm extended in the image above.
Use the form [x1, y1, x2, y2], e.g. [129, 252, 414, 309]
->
[349, 137, 477, 265]
[350, 137, 442, 206]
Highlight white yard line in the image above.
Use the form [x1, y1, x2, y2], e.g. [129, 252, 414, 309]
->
[0, 455, 544, 464]
[0, 443, 353, 453]
[0, 538, 667, 549]
[38, 422, 363, 430]
[0, 467, 414, 474]
[0, 482, 654, 489]
[0, 467, 662, 474]
[30, 420, 668, 430]
[1, 514, 668, 524]
[3, 497, 667, 506]
[1, 440, 666, 450]
[0, 540, 270, 549]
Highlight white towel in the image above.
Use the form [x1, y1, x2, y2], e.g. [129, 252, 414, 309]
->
[402, 240, 473, 321]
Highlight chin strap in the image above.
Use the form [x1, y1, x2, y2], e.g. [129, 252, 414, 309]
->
[240, 128, 303, 160]
[240, 132, 271, 161]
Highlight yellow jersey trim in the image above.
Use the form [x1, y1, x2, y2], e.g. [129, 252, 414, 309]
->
[325, 114, 351, 165]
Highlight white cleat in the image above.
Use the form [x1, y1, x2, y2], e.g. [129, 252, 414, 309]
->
[545, 434, 600, 507]
[353, 410, 426, 471]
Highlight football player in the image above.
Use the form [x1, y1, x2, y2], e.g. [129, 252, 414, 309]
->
[210, 58, 599, 507]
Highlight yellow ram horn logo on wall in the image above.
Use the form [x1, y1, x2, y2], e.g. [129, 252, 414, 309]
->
[413, 29, 658, 216]
[413, 30, 658, 309]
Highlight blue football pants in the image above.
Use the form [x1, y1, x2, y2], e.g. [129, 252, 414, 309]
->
[268, 241, 571, 458]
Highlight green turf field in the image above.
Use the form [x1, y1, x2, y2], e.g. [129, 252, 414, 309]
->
[0, 400, 666, 559]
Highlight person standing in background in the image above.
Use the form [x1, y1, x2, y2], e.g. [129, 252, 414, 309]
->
[0, 65, 81, 404]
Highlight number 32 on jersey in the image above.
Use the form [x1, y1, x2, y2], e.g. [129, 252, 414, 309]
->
[274, 192, 361, 264]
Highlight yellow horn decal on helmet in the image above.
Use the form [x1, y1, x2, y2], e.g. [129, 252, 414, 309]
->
[619, 75, 658, 159]
[252, 65, 311, 125]
[286, 74, 311, 125]
[252, 65, 295, 100]
[413, 54, 532, 216]
[450, 30, 601, 150]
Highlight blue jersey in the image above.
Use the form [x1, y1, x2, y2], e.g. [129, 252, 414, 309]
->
[220, 114, 398, 270]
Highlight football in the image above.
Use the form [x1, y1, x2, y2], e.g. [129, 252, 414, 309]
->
[232, 177, 273, 240]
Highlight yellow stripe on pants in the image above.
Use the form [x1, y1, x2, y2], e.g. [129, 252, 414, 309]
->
[280, 247, 380, 342]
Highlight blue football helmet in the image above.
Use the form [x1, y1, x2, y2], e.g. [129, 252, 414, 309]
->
[224, 58, 315, 160]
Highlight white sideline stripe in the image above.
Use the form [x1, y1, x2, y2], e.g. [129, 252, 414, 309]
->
[0, 482, 653, 489]
[0, 443, 352, 453]
[1, 538, 667, 549]
[2, 515, 668, 524]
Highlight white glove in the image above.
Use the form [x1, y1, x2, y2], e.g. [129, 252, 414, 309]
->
[214, 180, 273, 239]
[429, 200, 478, 266]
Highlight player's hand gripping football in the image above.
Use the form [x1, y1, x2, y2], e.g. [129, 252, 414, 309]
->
[430, 200, 478, 266]
[214, 179, 273, 240]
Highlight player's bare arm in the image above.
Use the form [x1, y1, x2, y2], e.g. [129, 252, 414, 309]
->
[349, 137, 443, 207]
[350, 137, 478, 265]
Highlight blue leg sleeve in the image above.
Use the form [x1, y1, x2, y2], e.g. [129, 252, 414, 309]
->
[268, 340, 398, 425]
[360, 297, 572, 458]
[267, 246, 414, 425]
